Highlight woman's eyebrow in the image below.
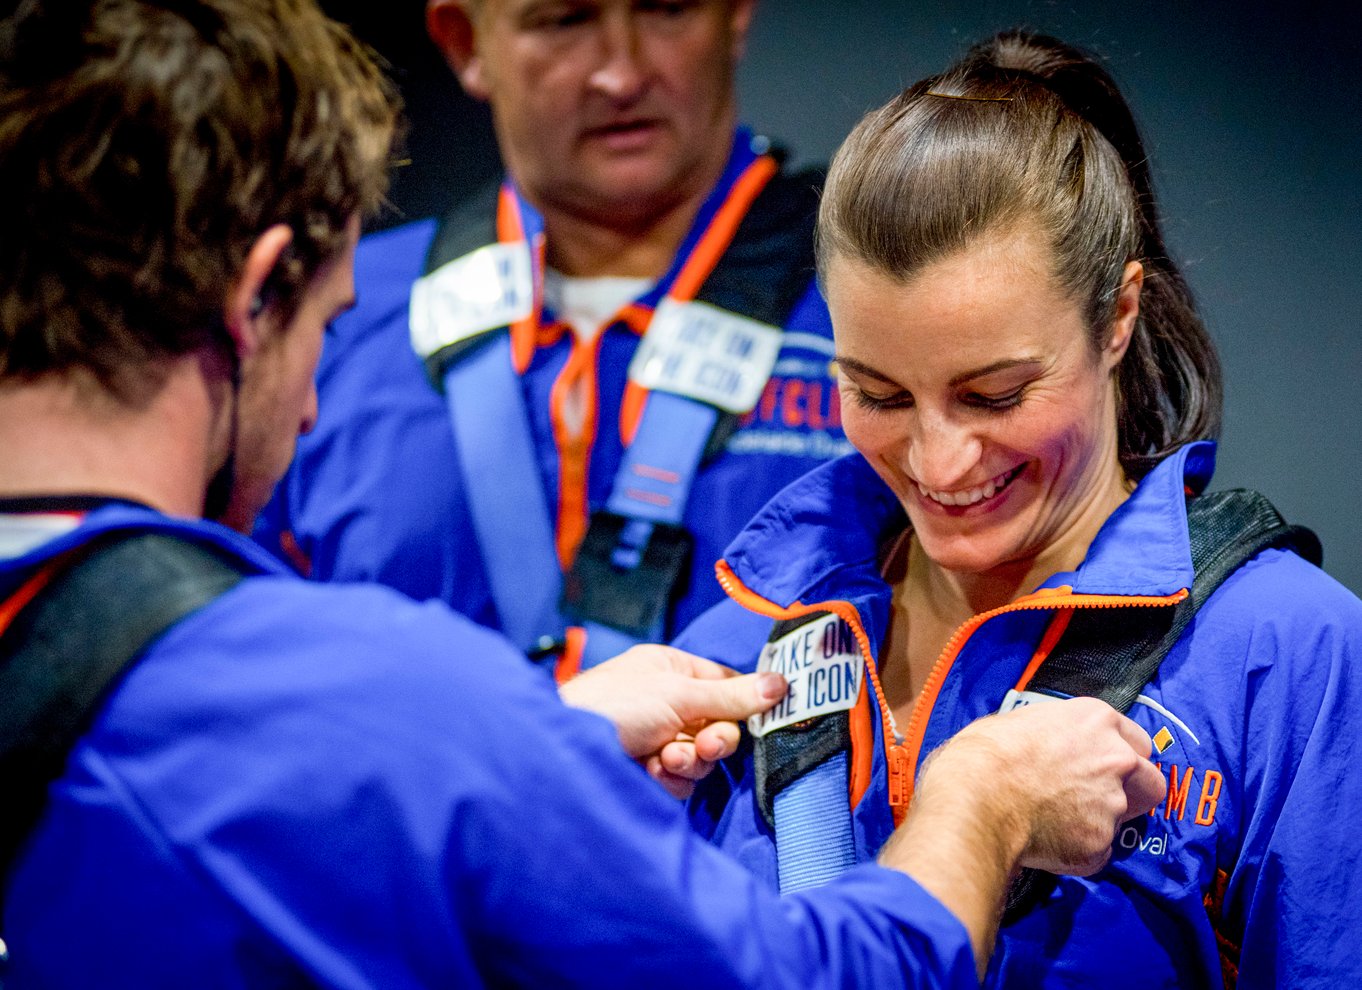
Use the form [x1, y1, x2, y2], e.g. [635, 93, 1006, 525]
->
[836, 355, 1044, 389]
[948, 357, 1044, 388]
[834, 355, 903, 386]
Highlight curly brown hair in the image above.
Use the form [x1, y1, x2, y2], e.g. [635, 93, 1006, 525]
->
[0, 0, 400, 400]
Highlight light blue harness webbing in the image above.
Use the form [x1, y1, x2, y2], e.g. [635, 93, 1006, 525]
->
[773, 753, 857, 893]
[426, 134, 774, 668]
[441, 337, 564, 655]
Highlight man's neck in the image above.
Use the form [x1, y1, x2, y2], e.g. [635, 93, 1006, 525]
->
[525, 137, 736, 279]
[539, 194, 704, 279]
[0, 358, 225, 520]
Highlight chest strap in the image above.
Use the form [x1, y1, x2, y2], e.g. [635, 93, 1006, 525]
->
[413, 148, 822, 663]
[754, 488, 1321, 899]
[0, 533, 248, 887]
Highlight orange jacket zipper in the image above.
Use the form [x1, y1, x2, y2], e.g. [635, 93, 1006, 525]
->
[718, 559, 1188, 825]
[898, 587, 1190, 809]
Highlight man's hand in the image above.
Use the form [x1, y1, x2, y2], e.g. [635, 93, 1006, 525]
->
[559, 645, 787, 798]
[880, 698, 1164, 977]
[935, 697, 1166, 874]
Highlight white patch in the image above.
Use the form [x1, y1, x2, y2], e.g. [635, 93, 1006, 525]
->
[628, 299, 782, 414]
[749, 614, 864, 737]
[1132, 694, 1201, 746]
[409, 241, 534, 359]
[998, 688, 1064, 713]
[0, 514, 81, 561]
[725, 430, 853, 459]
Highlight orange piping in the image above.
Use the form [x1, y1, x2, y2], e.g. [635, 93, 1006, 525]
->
[619, 380, 648, 447]
[548, 330, 603, 568]
[1011, 607, 1075, 691]
[0, 562, 61, 635]
[669, 156, 778, 303]
[495, 187, 543, 374]
[554, 626, 587, 684]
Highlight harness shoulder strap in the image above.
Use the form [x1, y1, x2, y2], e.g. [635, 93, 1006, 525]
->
[750, 611, 859, 893]
[1003, 488, 1321, 920]
[0, 532, 248, 880]
[423, 163, 828, 660]
[563, 167, 826, 663]
[1026, 489, 1321, 710]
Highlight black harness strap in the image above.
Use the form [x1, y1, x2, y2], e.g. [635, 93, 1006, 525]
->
[0, 533, 248, 882]
[1002, 488, 1322, 921]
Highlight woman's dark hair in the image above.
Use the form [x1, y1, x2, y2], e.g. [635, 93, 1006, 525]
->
[0, 0, 400, 401]
[818, 30, 1221, 478]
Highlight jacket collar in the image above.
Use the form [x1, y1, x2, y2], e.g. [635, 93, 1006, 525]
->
[722, 441, 1218, 609]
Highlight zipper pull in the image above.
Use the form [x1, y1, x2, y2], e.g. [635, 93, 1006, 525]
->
[887, 743, 911, 824]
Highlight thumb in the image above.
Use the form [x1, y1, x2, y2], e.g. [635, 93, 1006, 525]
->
[675, 671, 788, 726]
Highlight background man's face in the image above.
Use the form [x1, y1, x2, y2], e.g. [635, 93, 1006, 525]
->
[465, 0, 753, 224]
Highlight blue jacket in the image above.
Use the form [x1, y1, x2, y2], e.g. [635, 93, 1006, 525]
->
[255, 131, 849, 643]
[0, 505, 975, 988]
[678, 442, 1362, 988]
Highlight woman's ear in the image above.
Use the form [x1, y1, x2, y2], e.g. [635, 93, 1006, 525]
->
[224, 224, 294, 360]
[1104, 260, 1143, 371]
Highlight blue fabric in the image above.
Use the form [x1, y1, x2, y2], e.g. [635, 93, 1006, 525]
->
[442, 336, 563, 653]
[254, 143, 851, 646]
[606, 393, 716, 525]
[2, 507, 977, 989]
[678, 441, 1362, 988]
[773, 753, 857, 893]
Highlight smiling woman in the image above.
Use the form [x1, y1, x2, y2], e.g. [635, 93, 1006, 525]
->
[679, 28, 1362, 990]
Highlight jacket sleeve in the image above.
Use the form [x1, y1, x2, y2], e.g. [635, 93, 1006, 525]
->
[108, 582, 978, 989]
[1217, 551, 1362, 986]
[453, 609, 978, 990]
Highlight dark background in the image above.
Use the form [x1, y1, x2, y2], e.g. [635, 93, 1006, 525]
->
[326, 0, 1362, 593]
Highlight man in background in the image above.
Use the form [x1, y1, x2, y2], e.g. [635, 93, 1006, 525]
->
[257, 0, 851, 672]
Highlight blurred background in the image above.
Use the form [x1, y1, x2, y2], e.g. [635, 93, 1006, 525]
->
[324, 0, 1362, 592]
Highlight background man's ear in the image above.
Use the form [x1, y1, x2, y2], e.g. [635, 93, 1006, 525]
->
[729, 0, 757, 63]
[427, 0, 489, 100]
[224, 224, 294, 360]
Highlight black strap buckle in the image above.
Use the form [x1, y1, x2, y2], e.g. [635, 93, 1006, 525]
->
[559, 510, 693, 638]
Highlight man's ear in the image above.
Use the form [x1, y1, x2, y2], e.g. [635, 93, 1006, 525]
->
[729, 0, 757, 63]
[224, 224, 294, 360]
[1104, 260, 1143, 372]
[427, 0, 489, 100]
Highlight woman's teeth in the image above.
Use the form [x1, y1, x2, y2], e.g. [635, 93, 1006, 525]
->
[917, 466, 1021, 507]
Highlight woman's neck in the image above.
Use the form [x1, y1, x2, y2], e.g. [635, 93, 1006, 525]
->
[881, 456, 1133, 726]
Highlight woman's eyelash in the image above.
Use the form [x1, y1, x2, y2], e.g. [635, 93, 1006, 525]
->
[967, 388, 1026, 410]
[851, 389, 912, 411]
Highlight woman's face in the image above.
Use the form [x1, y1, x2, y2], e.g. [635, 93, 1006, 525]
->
[826, 228, 1140, 577]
